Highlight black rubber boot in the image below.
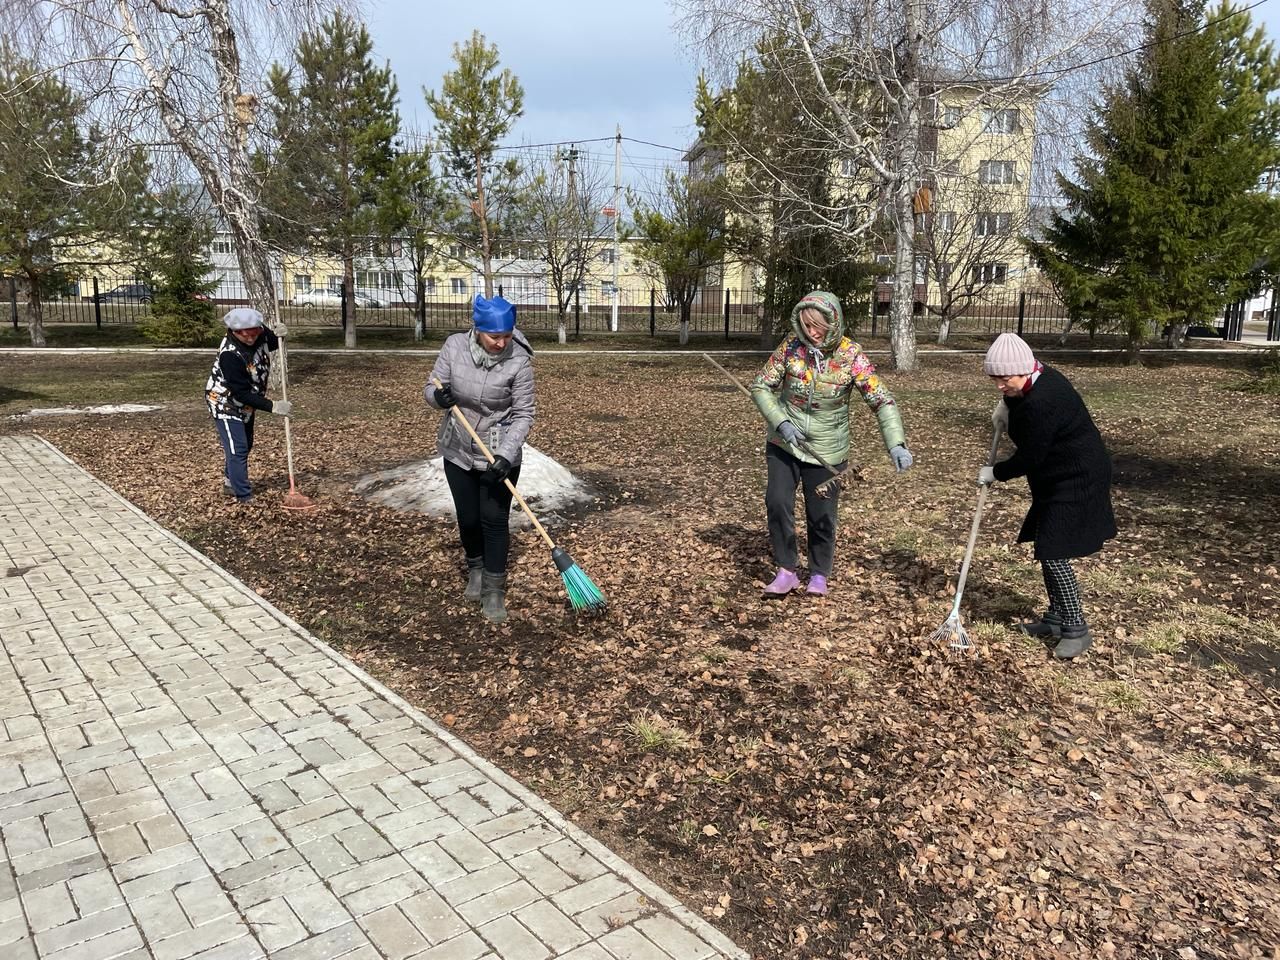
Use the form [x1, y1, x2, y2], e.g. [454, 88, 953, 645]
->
[481, 572, 508, 624]
[464, 556, 484, 603]
[1020, 610, 1062, 642]
[1053, 622, 1092, 659]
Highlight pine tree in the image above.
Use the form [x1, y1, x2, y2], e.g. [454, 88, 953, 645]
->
[1029, 0, 1280, 357]
[263, 11, 400, 348]
[0, 43, 146, 346]
[426, 31, 525, 299]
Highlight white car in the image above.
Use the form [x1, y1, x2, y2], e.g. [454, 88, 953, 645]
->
[290, 287, 381, 308]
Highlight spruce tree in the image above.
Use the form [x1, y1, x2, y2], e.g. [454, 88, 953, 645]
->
[1029, 0, 1280, 356]
[263, 11, 400, 348]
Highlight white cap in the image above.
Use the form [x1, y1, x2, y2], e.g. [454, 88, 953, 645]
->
[223, 307, 264, 330]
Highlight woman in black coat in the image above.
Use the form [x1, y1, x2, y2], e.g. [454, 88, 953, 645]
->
[977, 333, 1116, 659]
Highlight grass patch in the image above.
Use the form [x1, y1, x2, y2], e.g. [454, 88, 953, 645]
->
[1134, 621, 1186, 655]
[1096, 680, 1144, 714]
[1182, 750, 1260, 783]
[626, 715, 690, 753]
[701, 645, 732, 665]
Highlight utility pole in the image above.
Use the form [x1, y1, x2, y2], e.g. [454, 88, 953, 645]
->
[611, 124, 621, 333]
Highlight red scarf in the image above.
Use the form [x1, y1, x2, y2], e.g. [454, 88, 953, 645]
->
[1021, 360, 1044, 395]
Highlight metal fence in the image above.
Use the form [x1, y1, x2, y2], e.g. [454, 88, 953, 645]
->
[26, 273, 1262, 342]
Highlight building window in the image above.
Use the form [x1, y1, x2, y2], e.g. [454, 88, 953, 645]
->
[600, 248, 615, 264]
[935, 211, 956, 234]
[875, 254, 893, 283]
[974, 212, 1012, 236]
[943, 105, 963, 127]
[293, 275, 311, 292]
[425, 277, 437, 294]
[327, 277, 342, 292]
[449, 244, 464, 259]
[211, 238, 233, 255]
[983, 108, 1020, 134]
[978, 160, 1017, 184]
[450, 278, 467, 295]
[840, 157, 859, 177]
[601, 282, 617, 298]
[972, 262, 1008, 285]
[937, 262, 952, 284]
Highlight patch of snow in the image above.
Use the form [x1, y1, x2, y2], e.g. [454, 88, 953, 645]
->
[16, 403, 162, 419]
[355, 445, 594, 527]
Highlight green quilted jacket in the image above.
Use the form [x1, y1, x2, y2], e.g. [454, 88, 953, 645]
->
[750, 291, 906, 466]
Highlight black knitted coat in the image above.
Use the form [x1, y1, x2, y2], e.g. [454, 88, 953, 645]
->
[992, 366, 1116, 560]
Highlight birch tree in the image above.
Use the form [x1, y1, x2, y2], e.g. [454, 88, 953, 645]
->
[7, 1, 335, 340]
[678, 0, 1140, 370]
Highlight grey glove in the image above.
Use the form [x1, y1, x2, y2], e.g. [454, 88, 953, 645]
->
[272, 399, 293, 417]
[274, 322, 289, 339]
[992, 398, 1009, 432]
[890, 445, 913, 472]
[776, 421, 805, 446]
[977, 465, 996, 486]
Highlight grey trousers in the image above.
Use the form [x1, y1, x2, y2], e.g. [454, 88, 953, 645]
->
[765, 443, 842, 577]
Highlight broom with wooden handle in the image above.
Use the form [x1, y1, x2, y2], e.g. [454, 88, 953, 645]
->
[431, 378, 605, 613]
[276, 330, 316, 512]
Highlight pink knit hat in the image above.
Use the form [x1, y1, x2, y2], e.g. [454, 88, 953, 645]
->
[984, 333, 1035, 376]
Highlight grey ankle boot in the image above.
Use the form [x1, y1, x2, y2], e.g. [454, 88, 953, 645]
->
[481, 572, 508, 624]
[1020, 610, 1062, 641]
[464, 556, 484, 603]
[1054, 622, 1092, 659]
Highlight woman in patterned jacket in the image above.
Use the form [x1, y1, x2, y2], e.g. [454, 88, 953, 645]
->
[750, 291, 913, 597]
[425, 295, 534, 624]
[204, 308, 291, 504]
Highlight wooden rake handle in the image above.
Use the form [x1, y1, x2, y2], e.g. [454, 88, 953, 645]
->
[951, 425, 1005, 610]
[701, 352, 857, 491]
[430, 377, 556, 551]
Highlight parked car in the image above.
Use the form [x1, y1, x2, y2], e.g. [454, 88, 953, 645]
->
[95, 283, 154, 303]
[289, 287, 381, 308]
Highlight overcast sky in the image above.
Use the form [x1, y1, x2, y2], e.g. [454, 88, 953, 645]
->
[364, 0, 699, 188]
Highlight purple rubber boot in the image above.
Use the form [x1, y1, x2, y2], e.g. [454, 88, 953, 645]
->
[806, 574, 828, 596]
[763, 568, 800, 597]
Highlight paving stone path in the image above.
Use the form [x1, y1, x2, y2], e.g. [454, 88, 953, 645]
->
[0, 436, 745, 960]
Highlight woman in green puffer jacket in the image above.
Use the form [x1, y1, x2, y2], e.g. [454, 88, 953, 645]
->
[750, 291, 913, 597]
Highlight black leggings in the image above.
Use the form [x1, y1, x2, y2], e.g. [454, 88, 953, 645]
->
[765, 443, 842, 577]
[443, 458, 521, 574]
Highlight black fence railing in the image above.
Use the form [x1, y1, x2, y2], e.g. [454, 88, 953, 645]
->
[25, 274, 1270, 342]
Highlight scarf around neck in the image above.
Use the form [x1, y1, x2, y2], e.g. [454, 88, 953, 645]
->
[469, 329, 514, 369]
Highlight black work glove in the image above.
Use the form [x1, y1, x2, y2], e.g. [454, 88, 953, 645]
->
[434, 384, 456, 409]
[482, 455, 511, 486]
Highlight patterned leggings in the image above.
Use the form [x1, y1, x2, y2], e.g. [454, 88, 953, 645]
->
[1041, 559, 1084, 626]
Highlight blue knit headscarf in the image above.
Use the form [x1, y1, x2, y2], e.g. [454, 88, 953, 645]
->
[473, 294, 516, 333]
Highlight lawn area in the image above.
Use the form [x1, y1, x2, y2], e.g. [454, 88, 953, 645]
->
[2, 348, 1278, 959]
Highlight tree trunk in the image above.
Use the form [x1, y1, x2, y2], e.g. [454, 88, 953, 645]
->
[474, 153, 493, 298]
[760, 261, 776, 348]
[21, 267, 46, 347]
[888, 0, 922, 373]
[1057, 316, 1076, 346]
[558, 311, 567, 345]
[1165, 322, 1188, 348]
[890, 186, 918, 371]
[935, 313, 952, 345]
[343, 254, 356, 349]
[414, 275, 426, 341]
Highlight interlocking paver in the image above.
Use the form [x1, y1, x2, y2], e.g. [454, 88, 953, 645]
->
[0, 436, 743, 960]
